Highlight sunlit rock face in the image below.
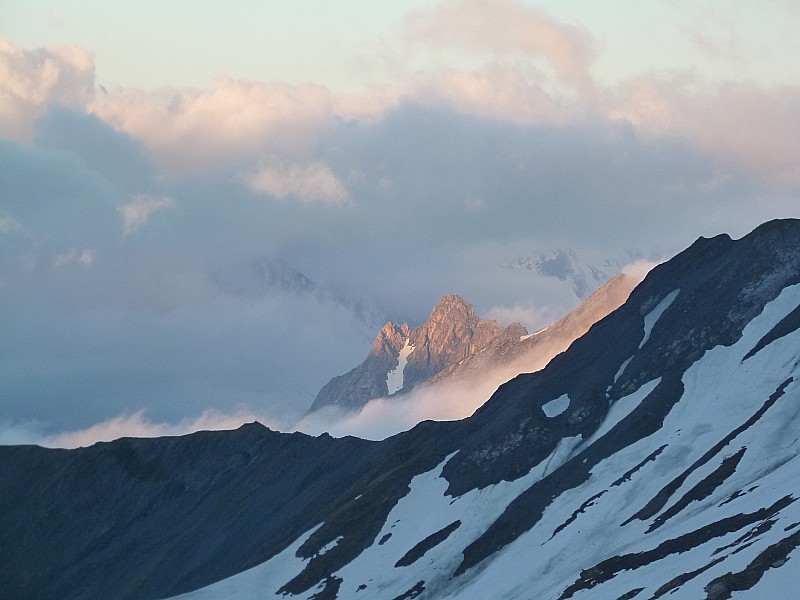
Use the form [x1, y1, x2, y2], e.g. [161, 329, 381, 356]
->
[309, 294, 515, 413]
[3, 219, 800, 600]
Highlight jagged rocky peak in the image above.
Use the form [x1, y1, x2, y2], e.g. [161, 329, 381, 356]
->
[404, 294, 508, 386]
[309, 293, 524, 414]
[369, 322, 411, 360]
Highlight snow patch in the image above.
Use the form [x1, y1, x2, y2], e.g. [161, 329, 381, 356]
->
[167, 524, 322, 599]
[520, 326, 549, 341]
[317, 535, 343, 557]
[387, 340, 414, 395]
[542, 394, 570, 418]
[613, 356, 633, 384]
[640, 289, 680, 349]
[587, 377, 661, 447]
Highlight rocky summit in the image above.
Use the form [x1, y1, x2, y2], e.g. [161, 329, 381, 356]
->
[309, 294, 519, 413]
[2, 219, 800, 600]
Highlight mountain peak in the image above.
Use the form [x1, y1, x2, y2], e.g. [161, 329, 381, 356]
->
[310, 293, 516, 413]
[431, 293, 472, 313]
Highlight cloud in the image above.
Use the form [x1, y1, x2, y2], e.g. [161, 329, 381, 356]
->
[404, 0, 599, 83]
[120, 194, 175, 234]
[53, 248, 96, 269]
[609, 75, 800, 183]
[242, 158, 350, 205]
[409, 64, 571, 124]
[0, 40, 95, 140]
[33, 105, 159, 191]
[88, 77, 337, 172]
[622, 260, 659, 281]
[296, 318, 595, 441]
[0, 419, 46, 446]
[2, 26, 800, 446]
[484, 302, 557, 329]
[296, 377, 500, 441]
[39, 409, 279, 449]
[0, 215, 23, 234]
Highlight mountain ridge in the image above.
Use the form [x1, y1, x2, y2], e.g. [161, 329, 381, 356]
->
[2, 218, 800, 600]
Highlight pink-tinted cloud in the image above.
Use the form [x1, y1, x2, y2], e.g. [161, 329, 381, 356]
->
[404, 0, 599, 84]
[409, 63, 571, 124]
[0, 40, 94, 140]
[88, 77, 337, 172]
[610, 74, 800, 183]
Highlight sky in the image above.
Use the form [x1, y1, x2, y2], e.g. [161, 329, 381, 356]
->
[1, 0, 799, 446]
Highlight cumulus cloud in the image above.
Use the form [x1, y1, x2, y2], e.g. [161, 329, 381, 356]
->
[404, 0, 599, 84]
[409, 64, 570, 124]
[88, 77, 336, 172]
[120, 194, 176, 235]
[0, 40, 95, 140]
[242, 158, 350, 204]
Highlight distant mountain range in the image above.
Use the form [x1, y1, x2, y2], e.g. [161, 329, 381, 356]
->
[500, 248, 646, 299]
[2, 219, 800, 600]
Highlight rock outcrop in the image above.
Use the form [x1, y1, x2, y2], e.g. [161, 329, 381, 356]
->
[309, 322, 410, 413]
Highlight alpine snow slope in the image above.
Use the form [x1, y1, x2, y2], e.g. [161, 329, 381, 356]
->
[2, 219, 800, 600]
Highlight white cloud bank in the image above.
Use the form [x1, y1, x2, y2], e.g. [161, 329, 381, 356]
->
[29, 409, 280, 449]
[2, 2, 800, 445]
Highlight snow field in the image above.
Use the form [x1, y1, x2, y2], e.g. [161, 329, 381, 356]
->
[437, 283, 800, 599]
[332, 437, 584, 599]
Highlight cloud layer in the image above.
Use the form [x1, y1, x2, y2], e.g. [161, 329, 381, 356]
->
[2, 1, 800, 445]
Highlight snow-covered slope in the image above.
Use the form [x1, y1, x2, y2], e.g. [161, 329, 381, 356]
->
[2, 219, 799, 600]
[173, 219, 800, 600]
